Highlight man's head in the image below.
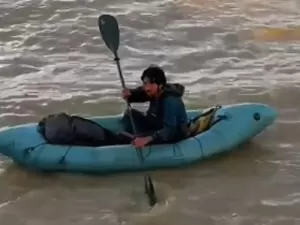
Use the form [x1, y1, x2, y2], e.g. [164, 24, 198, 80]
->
[140, 65, 167, 98]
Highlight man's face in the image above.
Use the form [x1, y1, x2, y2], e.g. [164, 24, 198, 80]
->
[143, 82, 159, 97]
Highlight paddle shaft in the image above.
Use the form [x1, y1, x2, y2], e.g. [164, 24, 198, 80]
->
[98, 14, 157, 206]
[114, 51, 157, 206]
[113, 54, 145, 162]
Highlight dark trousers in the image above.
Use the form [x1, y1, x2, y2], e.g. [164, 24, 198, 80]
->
[121, 109, 188, 144]
[122, 109, 162, 135]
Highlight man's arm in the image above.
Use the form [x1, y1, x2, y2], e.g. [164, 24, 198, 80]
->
[127, 86, 150, 103]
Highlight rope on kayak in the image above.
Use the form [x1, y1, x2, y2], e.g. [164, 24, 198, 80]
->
[172, 143, 183, 158]
[23, 142, 48, 156]
[190, 136, 204, 157]
[58, 146, 71, 164]
[22, 142, 48, 165]
[22, 142, 72, 166]
[189, 113, 229, 157]
[141, 146, 152, 159]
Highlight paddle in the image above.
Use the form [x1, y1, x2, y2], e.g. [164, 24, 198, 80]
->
[97, 14, 157, 207]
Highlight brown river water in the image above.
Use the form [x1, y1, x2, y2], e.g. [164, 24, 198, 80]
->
[1, 0, 300, 224]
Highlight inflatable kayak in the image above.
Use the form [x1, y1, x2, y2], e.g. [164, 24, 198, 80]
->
[0, 103, 277, 174]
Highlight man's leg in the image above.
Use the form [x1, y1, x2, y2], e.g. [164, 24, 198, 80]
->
[122, 109, 153, 134]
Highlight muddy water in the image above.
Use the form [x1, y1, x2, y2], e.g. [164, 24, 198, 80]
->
[0, 0, 300, 224]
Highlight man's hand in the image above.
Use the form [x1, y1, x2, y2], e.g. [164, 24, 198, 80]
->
[132, 136, 153, 148]
[121, 88, 131, 100]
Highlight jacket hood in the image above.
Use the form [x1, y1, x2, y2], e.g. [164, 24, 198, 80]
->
[162, 83, 185, 97]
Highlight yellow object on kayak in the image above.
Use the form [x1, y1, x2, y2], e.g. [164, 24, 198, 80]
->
[189, 105, 220, 136]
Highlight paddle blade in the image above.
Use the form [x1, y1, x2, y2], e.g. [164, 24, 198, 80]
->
[98, 14, 120, 54]
[145, 175, 157, 206]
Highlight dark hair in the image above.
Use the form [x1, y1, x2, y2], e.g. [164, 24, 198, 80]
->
[141, 65, 167, 86]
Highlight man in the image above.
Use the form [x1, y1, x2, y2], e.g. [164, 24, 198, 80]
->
[121, 65, 189, 148]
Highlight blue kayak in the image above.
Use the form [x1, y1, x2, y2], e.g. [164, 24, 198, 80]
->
[0, 103, 277, 174]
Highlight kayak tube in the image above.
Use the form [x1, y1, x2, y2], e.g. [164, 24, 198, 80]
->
[0, 103, 277, 174]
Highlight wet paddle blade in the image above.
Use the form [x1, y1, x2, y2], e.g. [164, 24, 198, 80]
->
[98, 14, 120, 54]
[144, 176, 149, 194]
[146, 175, 157, 207]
